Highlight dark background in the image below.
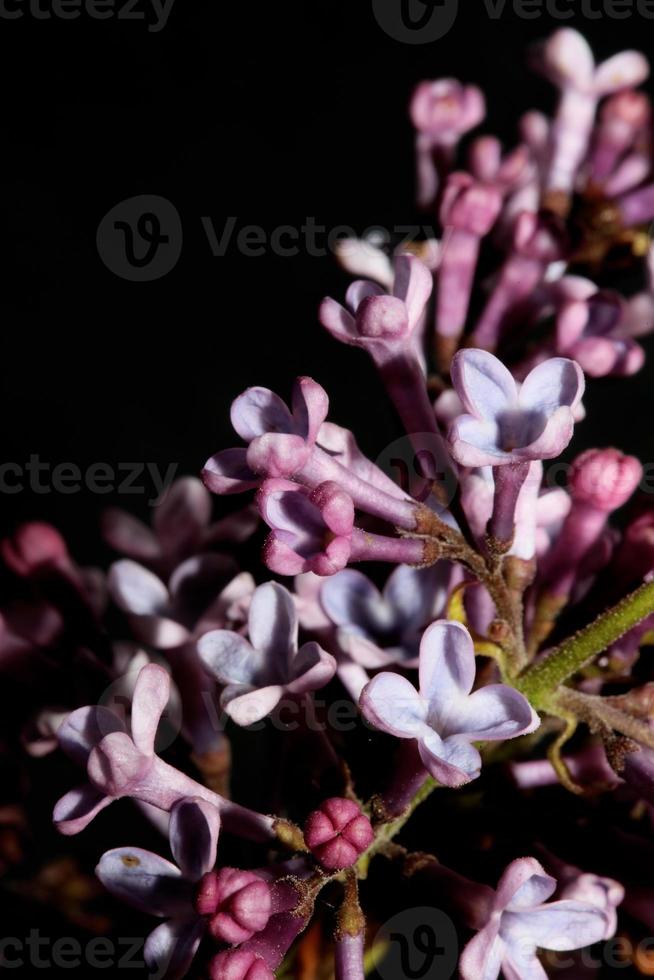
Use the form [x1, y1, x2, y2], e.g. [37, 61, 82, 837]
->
[1, 1, 654, 976]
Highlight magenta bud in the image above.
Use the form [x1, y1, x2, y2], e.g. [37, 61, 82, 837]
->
[2, 522, 70, 577]
[199, 868, 272, 944]
[209, 949, 273, 980]
[568, 448, 642, 513]
[440, 173, 503, 236]
[304, 798, 374, 871]
[356, 294, 409, 340]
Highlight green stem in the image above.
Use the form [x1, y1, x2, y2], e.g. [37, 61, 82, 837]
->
[518, 580, 654, 706]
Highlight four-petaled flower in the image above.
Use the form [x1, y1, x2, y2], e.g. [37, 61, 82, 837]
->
[198, 582, 337, 725]
[360, 620, 538, 788]
[460, 857, 614, 980]
[96, 797, 221, 980]
[449, 349, 584, 467]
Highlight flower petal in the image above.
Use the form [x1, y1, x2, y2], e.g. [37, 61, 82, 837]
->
[383, 563, 452, 633]
[57, 706, 126, 766]
[320, 569, 390, 636]
[418, 730, 482, 786]
[109, 560, 169, 616]
[443, 684, 539, 742]
[449, 415, 509, 467]
[248, 582, 298, 664]
[202, 449, 259, 495]
[359, 672, 426, 738]
[519, 358, 584, 416]
[337, 631, 399, 669]
[419, 620, 476, 713]
[392, 254, 433, 329]
[451, 349, 517, 421]
[153, 478, 212, 555]
[169, 798, 221, 881]
[221, 684, 284, 725]
[496, 858, 557, 912]
[96, 847, 190, 916]
[131, 663, 171, 756]
[502, 901, 609, 953]
[287, 641, 337, 693]
[594, 51, 649, 96]
[291, 377, 329, 445]
[144, 917, 205, 980]
[101, 509, 161, 562]
[197, 630, 263, 686]
[230, 387, 293, 442]
[53, 784, 112, 835]
[459, 922, 504, 980]
[318, 296, 359, 345]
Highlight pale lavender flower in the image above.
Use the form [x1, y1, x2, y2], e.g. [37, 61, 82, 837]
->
[198, 581, 337, 726]
[320, 563, 455, 668]
[359, 620, 538, 787]
[460, 857, 612, 980]
[53, 663, 275, 841]
[448, 349, 584, 468]
[96, 797, 220, 980]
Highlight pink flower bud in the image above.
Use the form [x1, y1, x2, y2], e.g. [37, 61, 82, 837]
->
[209, 949, 273, 980]
[568, 449, 642, 513]
[440, 173, 503, 236]
[198, 868, 272, 944]
[304, 798, 374, 871]
[356, 295, 409, 339]
[2, 522, 70, 577]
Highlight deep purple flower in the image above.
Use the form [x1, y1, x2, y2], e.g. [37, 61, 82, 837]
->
[360, 621, 538, 787]
[460, 857, 612, 980]
[449, 349, 584, 467]
[198, 581, 336, 726]
[96, 797, 220, 980]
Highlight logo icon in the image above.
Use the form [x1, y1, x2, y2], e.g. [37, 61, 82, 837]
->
[372, 0, 459, 43]
[374, 907, 457, 980]
[97, 194, 182, 282]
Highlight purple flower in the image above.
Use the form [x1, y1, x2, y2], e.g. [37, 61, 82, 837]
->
[203, 376, 328, 491]
[258, 479, 355, 577]
[318, 253, 432, 360]
[53, 663, 275, 841]
[359, 620, 538, 788]
[448, 349, 584, 467]
[102, 476, 258, 574]
[198, 581, 336, 726]
[320, 563, 455, 668]
[96, 796, 220, 980]
[410, 79, 485, 143]
[555, 291, 645, 378]
[460, 857, 612, 980]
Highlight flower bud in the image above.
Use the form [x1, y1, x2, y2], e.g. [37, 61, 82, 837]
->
[209, 949, 273, 980]
[568, 449, 642, 513]
[197, 868, 272, 944]
[304, 798, 374, 871]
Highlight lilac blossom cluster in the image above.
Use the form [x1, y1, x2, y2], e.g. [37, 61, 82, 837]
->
[7, 25, 654, 980]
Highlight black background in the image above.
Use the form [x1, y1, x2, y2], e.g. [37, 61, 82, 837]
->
[2, 1, 654, 976]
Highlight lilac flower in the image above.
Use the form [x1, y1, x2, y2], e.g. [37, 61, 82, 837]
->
[53, 662, 275, 841]
[203, 378, 423, 534]
[258, 479, 355, 577]
[555, 291, 645, 378]
[257, 479, 428, 578]
[320, 563, 455, 668]
[410, 79, 485, 207]
[459, 857, 613, 980]
[108, 556, 253, 754]
[534, 28, 648, 202]
[198, 581, 337, 726]
[359, 621, 538, 787]
[102, 476, 258, 574]
[96, 797, 220, 980]
[318, 253, 432, 359]
[448, 349, 584, 468]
